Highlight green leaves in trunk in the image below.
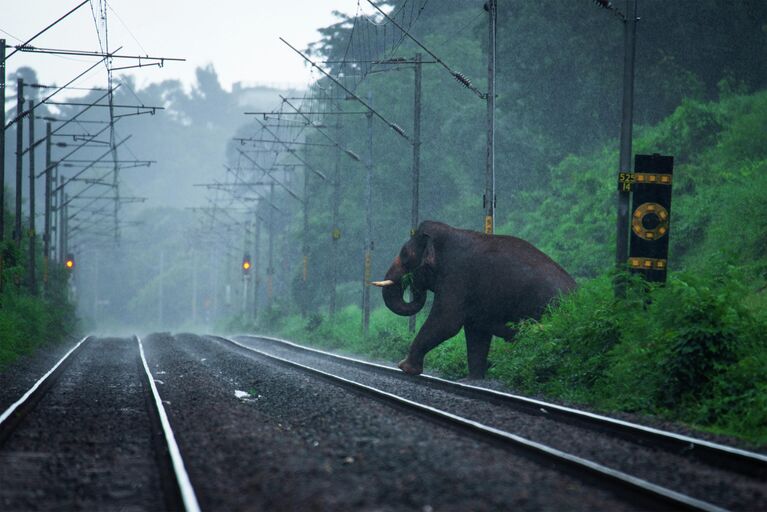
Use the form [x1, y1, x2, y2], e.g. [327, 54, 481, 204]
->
[401, 272, 416, 292]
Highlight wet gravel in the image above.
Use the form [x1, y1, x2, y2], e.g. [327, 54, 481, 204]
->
[231, 333, 767, 511]
[0, 337, 166, 511]
[0, 336, 80, 413]
[142, 332, 650, 512]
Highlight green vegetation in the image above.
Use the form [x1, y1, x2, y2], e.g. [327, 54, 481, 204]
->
[243, 88, 767, 445]
[499, 272, 766, 444]
[0, 214, 78, 367]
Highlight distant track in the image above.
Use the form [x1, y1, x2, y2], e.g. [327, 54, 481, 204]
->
[230, 333, 767, 480]
[210, 334, 729, 512]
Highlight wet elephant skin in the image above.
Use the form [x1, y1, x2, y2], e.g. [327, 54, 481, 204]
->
[379, 221, 576, 379]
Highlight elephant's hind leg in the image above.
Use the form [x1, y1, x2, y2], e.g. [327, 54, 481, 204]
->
[465, 325, 492, 379]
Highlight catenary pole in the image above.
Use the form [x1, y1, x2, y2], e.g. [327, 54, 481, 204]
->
[1, 39, 6, 244]
[158, 249, 164, 326]
[62, 193, 68, 260]
[484, 0, 497, 234]
[27, 100, 36, 294]
[329, 116, 342, 318]
[409, 53, 423, 333]
[254, 210, 261, 321]
[615, 0, 637, 295]
[44, 122, 52, 292]
[362, 92, 373, 336]
[302, 147, 310, 318]
[51, 165, 57, 262]
[267, 182, 275, 310]
[191, 250, 198, 324]
[15, 78, 24, 248]
[58, 176, 65, 262]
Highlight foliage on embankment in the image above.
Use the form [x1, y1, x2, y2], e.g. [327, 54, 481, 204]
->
[242, 89, 767, 444]
[0, 221, 78, 367]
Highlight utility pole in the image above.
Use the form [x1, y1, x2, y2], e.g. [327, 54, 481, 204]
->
[484, 0, 497, 234]
[158, 249, 164, 326]
[191, 250, 198, 324]
[253, 211, 261, 321]
[267, 182, 275, 310]
[241, 260, 249, 315]
[302, 147, 310, 317]
[43, 122, 52, 292]
[58, 176, 65, 262]
[211, 247, 219, 322]
[61, 193, 69, 261]
[409, 53, 423, 333]
[15, 78, 24, 248]
[1, 39, 6, 244]
[0, 40, 5, 294]
[51, 165, 58, 263]
[92, 249, 99, 319]
[362, 92, 373, 336]
[329, 116, 342, 318]
[615, 0, 638, 295]
[27, 100, 36, 294]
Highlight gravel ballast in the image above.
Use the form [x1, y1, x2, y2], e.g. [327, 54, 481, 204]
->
[0, 337, 167, 511]
[230, 334, 766, 511]
[0, 336, 80, 413]
[144, 332, 647, 511]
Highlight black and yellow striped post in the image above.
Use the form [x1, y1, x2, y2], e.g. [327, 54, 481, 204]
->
[627, 153, 674, 283]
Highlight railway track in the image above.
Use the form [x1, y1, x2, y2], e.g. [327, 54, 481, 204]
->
[0, 335, 200, 512]
[213, 333, 767, 511]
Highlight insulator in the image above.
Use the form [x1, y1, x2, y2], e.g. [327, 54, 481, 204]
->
[390, 123, 406, 137]
[453, 72, 473, 88]
[593, 0, 612, 8]
[345, 149, 361, 162]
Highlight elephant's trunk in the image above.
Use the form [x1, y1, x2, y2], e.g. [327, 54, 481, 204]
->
[379, 258, 427, 317]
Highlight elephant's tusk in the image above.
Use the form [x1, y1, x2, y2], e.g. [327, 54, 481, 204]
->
[370, 279, 395, 287]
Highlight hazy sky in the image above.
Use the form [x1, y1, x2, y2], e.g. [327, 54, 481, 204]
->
[1, 1, 365, 93]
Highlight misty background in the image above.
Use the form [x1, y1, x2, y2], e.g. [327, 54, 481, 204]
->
[2, 0, 765, 332]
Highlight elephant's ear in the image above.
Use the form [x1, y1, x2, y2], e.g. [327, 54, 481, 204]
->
[423, 235, 437, 268]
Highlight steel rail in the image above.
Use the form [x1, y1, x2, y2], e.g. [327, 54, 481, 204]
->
[233, 334, 767, 480]
[210, 335, 725, 512]
[136, 335, 201, 512]
[0, 334, 201, 512]
[0, 336, 91, 445]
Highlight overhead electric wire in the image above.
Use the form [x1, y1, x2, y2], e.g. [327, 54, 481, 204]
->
[4, 0, 89, 60]
[365, 0, 485, 99]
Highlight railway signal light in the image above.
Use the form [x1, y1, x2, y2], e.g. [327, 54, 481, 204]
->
[65, 253, 75, 271]
[242, 253, 252, 275]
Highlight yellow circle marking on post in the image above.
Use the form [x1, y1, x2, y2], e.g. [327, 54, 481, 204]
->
[631, 202, 670, 241]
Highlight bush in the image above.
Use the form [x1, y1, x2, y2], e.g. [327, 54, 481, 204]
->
[0, 287, 79, 367]
[496, 269, 767, 442]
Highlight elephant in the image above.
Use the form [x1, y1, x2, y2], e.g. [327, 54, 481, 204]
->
[372, 221, 576, 379]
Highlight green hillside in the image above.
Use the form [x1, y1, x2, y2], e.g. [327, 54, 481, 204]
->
[267, 88, 767, 444]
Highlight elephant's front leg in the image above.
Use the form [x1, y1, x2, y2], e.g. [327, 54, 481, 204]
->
[399, 302, 463, 375]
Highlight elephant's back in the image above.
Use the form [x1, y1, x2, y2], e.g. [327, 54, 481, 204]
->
[463, 234, 575, 320]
